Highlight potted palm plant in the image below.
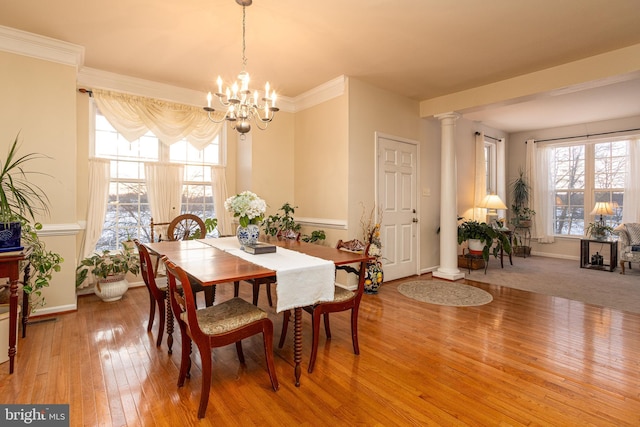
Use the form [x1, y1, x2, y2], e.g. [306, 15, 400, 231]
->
[0, 134, 63, 311]
[75, 243, 140, 302]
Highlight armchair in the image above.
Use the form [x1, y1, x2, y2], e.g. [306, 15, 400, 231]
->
[612, 223, 640, 274]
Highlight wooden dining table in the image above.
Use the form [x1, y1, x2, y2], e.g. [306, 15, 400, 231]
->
[144, 237, 371, 386]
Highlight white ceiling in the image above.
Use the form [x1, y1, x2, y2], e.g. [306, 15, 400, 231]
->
[1, 0, 640, 133]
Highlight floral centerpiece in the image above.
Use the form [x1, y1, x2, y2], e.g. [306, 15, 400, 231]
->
[225, 191, 267, 248]
[360, 203, 384, 294]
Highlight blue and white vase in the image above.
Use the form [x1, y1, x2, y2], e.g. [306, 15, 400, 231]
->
[236, 224, 260, 249]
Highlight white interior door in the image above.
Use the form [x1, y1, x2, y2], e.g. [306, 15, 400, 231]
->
[377, 135, 418, 281]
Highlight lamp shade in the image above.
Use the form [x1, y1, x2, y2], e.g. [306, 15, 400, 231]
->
[590, 202, 613, 216]
[478, 194, 507, 210]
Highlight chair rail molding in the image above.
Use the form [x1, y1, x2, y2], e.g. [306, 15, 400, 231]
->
[296, 217, 347, 230]
[37, 223, 83, 237]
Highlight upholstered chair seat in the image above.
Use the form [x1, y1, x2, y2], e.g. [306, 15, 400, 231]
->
[181, 297, 269, 335]
[613, 223, 640, 274]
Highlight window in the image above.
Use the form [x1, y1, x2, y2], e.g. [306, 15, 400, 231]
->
[93, 111, 221, 251]
[552, 140, 627, 236]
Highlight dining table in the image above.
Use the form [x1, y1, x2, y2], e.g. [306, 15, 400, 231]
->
[144, 236, 371, 386]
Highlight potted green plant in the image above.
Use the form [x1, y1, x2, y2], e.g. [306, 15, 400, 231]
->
[76, 243, 140, 302]
[264, 202, 326, 244]
[263, 202, 301, 236]
[0, 134, 51, 248]
[510, 168, 535, 227]
[458, 219, 512, 263]
[0, 134, 63, 311]
[586, 222, 614, 241]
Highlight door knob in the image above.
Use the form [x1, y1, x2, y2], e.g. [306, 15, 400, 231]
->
[412, 218, 418, 223]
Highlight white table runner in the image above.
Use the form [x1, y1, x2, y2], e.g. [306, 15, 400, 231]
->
[202, 237, 335, 312]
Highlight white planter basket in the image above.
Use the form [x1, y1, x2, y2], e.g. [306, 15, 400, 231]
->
[95, 275, 129, 302]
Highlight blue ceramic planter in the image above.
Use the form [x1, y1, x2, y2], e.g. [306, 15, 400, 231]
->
[0, 222, 22, 252]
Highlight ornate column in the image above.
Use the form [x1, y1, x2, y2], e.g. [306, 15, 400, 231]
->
[433, 112, 465, 281]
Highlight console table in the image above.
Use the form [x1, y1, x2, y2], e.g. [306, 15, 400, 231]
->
[580, 238, 618, 272]
[0, 249, 30, 374]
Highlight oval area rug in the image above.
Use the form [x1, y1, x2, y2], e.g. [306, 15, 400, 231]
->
[397, 280, 493, 307]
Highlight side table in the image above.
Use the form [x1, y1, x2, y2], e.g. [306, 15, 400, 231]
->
[579, 238, 618, 272]
[0, 249, 30, 374]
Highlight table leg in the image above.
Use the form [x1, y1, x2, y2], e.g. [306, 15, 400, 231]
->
[294, 307, 302, 387]
[9, 278, 18, 374]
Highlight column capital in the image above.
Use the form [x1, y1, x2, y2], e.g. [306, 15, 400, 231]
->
[434, 112, 461, 122]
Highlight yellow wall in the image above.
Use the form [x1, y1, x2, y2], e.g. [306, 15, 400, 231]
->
[294, 92, 349, 244]
[0, 51, 78, 314]
[245, 111, 295, 216]
[348, 78, 423, 259]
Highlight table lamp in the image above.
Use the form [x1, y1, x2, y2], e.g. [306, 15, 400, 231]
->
[590, 202, 613, 227]
[478, 194, 507, 226]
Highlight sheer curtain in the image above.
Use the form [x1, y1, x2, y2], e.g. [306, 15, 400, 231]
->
[211, 166, 234, 236]
[529, 140, 555, 243]
[78, 158, 111, 288]
[92, 89, 224, 148]
[145, 163, 184, 231]
[473, 132, 487, 220]
[623, 137, 640, 223]
[88, 89, 230, 243]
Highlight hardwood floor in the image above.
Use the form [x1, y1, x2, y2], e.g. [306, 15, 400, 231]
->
[1, 275, 639, 426]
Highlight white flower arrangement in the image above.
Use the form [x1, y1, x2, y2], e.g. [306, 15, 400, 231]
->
[224, 191, 267, 227]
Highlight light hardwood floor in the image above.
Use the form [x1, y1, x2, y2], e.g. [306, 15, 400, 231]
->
[1, 274, 639, 426]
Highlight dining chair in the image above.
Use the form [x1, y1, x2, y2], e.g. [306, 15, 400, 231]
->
[150, 214, 215, 306]
[136, 240, 215, 354]
[150, 214, 206, 242]
[163, 257, 279, 419]
[278, 238, 370, 373]
[233, 230, 301, 306]
[134, 239, 170, 349]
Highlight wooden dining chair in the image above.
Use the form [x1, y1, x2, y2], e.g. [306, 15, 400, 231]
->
[162, 257, 279, 419]
[233, 230, 301, 307]
[150, 214, 215, 307]
[278, 238, 370, 373]
[136, 240, 215, 354]
[134, 239, 170, 348]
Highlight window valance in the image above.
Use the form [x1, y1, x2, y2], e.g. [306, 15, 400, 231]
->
[93, 89, 226, 149]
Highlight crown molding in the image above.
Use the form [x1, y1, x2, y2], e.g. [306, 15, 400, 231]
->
[0, 25, 344, 112]
[0, 25, 84, 68]
[292, 75, 346, 112]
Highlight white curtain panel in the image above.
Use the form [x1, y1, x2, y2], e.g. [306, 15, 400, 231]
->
[473, 132, 487, 221]
[497, 138, 506, 206]
[78, 158, 111, 288]
[93, 89, 224, 148]
[145, 163, 184, 236]
[211, 166, 234, 236]
[529, 140, 555, 243]
[622, 138, 640, 223]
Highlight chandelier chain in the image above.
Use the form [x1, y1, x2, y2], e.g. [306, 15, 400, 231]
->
[241, 5, 247, 71]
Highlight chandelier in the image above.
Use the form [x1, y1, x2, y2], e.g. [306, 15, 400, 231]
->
[204, 0, 278, 138]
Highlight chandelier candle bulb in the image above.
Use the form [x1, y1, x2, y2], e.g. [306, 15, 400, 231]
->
[271, 92, 277, 107]
[217, 76, 223, 94]
[207, 92, 212, 108]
